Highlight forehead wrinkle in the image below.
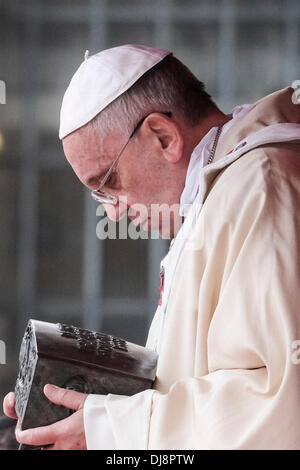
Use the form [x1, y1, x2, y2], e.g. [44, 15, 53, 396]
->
[64, 125, 122, 188]
[77, 135, 112, 185]
[83, 128, 128, 187]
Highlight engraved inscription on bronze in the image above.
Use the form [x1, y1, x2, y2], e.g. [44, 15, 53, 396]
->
[58, 323, 128, 357]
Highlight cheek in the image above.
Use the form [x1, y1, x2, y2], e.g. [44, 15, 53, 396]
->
[126, 183, 156, 207]
[120, 152, 166, 205]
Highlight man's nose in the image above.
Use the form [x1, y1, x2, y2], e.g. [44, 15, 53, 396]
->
[103, 197, 128, 222]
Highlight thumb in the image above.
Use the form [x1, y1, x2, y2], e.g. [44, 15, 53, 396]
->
[43, 384, 87, 411]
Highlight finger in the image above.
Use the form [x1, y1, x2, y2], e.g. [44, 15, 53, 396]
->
[43, 384, 87, 411]
[15, 422, 56, 447]
[3, 392, 18, 419]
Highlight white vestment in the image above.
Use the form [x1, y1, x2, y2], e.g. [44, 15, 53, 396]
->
[84, 87, 300, 449]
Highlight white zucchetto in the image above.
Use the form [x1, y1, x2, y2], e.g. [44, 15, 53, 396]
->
[59, 44, 171, 139]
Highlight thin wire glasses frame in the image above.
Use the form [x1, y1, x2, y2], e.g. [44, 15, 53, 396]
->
[91, 111, 172, 205]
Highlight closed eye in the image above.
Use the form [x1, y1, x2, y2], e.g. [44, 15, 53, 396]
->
[86, 170, 116, 189]
[103, 171, 118, 189]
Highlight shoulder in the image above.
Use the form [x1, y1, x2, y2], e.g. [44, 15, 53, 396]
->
[190, 141, 300, 248]
[207, 141, 300, 205]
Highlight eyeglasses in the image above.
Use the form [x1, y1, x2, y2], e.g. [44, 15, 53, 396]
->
[91, 112, 172, 205]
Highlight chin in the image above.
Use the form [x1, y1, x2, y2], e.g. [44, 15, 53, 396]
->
[145, 221, 177, 240]
[141, 207, 183, 240]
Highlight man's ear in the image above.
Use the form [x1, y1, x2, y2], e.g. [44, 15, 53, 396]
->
[142, 113, 184, 163]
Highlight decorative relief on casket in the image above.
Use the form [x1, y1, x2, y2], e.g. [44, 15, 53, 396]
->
[58, 323, 128, 356]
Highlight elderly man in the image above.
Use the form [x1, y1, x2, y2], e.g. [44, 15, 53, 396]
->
[4, 44, 300, 450]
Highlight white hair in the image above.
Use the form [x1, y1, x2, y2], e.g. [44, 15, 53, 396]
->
[87, 55, 216, 139]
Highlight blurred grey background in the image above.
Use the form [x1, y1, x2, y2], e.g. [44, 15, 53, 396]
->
[0, 0, 299, 406]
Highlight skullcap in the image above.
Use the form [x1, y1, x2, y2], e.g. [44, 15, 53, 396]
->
[59, 44, 172, 139]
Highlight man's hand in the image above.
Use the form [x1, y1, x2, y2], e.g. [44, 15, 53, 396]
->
[3, 391, 18, 420]
[3, 384, 88, 450]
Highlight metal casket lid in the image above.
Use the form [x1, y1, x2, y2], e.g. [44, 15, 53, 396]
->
[26, 319, 158, 383]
